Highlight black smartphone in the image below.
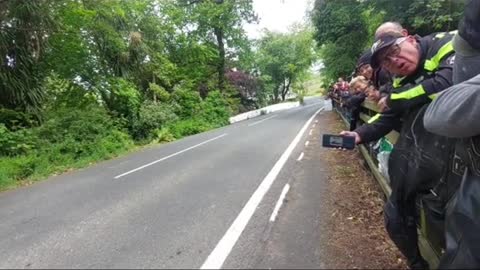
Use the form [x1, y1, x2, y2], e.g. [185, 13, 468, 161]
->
[322, 134, 356, 150]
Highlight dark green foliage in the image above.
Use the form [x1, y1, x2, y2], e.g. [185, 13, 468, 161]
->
[0, 124, 37, 156]
[311, 0, 465, 85]
[312, 0, 370, 85]
[101, 78, 141, 119]
[171, 89, 203, 119]
[256, 27, 317, 102]
[0, 109, 37, 130]
[312, 0, 369, 45]
[37, 105, 120, 144]
[168, 118, 212, 138]
[200, 90, 231, 126]
[0, 104, 134, 188]
[370, 0, 464, 36]
[0, 0, 319, 189]
[132, 101, 179, 140]
[0, 0, 56, 115]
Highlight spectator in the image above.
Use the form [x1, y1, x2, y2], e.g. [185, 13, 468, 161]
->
[355, 51, 374, 80]
[350, 75, 377, 102]
[374, 22, 411, 111]
[423, 0, 480, 268]
[341, 30, 456, 269]
[345, 76, 368, 130]
[375, 21, 409, 39]
[335, 77, 349, 93]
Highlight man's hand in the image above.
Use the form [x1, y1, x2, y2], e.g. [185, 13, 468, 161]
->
[340, 131, 362, 144]
[378, 96, 389, 112]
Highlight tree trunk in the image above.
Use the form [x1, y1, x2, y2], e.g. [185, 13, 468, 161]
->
[152, 75, 157, 103]
[282, 78, 292, 101]
[214, 26, 225, 92]
[273, 83, 281, 102]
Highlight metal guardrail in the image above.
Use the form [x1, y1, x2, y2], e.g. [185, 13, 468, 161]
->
[331, 97, 440, 268]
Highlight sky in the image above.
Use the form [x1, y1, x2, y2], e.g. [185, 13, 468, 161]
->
[244, 0, 313, 40]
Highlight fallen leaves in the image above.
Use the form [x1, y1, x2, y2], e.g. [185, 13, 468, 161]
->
[318, 112, 408, 269]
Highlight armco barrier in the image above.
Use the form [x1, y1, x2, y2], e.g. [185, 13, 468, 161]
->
[331, 97, 441, 268]
[229, 101, 300, 124]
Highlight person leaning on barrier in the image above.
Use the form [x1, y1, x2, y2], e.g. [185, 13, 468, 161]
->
[341, 30, 456, 269]
[356, 51, 374, 80]
[355, 51, 383, 102]
[423, 0, 480, 268]
[375, 21, 409, 40]
[345, 76, 368, 131]
[374, 22, 410, 111]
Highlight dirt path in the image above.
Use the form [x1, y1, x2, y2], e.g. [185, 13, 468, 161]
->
[316, 110, 407, 269]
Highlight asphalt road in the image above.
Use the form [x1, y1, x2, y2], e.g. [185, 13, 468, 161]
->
[0, 97, 327, 269]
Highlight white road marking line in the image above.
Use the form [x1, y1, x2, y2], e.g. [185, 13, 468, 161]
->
[297, 152, 304, 161]
[269, 184, 291, 222]
[248, 115, 277, 127]
[114, 133, 228, 179]
[315, 120, 318, 123]
[309, 129, 313, 136]
[200, 108, 323, 270]
[305, 141, 310, 147]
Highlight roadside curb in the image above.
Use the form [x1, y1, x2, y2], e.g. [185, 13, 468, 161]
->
[229, 101, 300, 124]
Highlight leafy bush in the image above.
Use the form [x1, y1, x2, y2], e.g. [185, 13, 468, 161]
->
[0, 109, 37, 130]
[200, 90, 231, 127]
[0, 104, 135, 190]
[0, 124, 38, 156]
[153, 127, 176, 143]
[43, 74, 99, 111]
[0, 155, 39, 186]
[37, 105, 119, 144]
[101, 78, 141, 119]
[171, 89, 202, 119]
[131, 101, 179, 140]
[168, 118, 212, 138]
[39, 105, 133, 157]
[149, 83, 171, 102]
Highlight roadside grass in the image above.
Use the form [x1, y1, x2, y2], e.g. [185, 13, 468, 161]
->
[0, 120, 225, 192]
[0, 137, 136, 192]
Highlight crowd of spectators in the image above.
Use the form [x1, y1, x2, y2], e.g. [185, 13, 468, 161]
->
[327, 1, 480, 269]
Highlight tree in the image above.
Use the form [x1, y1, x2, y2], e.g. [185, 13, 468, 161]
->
[311, 0, 370, 85]
[0, 0, 56, 115]
[225, 69, 259, 111]
[311, 0, 464, 86]
[257, 26, 317, 101]
[175, 0, 257, 92]
[370, 0, 464, 36]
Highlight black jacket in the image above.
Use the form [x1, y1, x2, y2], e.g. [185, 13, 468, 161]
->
[459, 0, 480, 51]
[355, 32, 456, 143]
[344, 92, 366, 110]
[373, 68, 393, 97]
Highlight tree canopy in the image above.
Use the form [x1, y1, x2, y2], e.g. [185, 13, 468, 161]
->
[0, 0, 318, 187]
[311, 0, 465, 86]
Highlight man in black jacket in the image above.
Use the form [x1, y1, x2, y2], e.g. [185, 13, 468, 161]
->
[341, 30, 456, 269]
[423, 1, 480, 268]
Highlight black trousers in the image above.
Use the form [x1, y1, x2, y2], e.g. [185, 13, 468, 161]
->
[385, 149, 429, 269]
[439, 138, 480, 269]
[385, 119, 453, 269]
[439, 172, 480, 269]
